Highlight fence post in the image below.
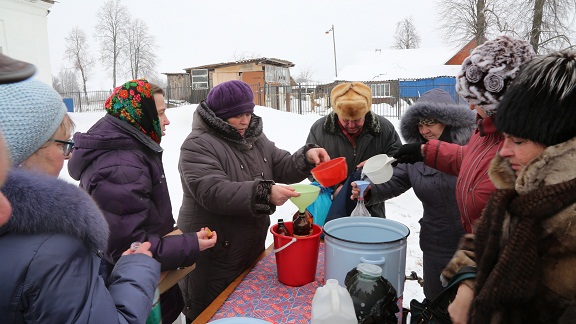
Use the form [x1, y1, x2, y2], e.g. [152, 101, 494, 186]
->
[298, 83, 302, 115]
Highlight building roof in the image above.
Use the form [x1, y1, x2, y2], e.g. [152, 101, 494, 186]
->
[184, 57, 294, 72]
[338, 47, 463, 82]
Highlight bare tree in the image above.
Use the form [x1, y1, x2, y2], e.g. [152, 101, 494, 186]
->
[437, 0, 575, 51]
[393, 17, 421, 49]
[294, 66, 316, 83]
[64, 26, 93, 101]
[125, 18, 158, 79]
[95, 0, 127, 88]
[53, 68, 80, 94]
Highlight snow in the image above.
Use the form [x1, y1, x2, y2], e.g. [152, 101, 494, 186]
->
[59, 104, 426, 307]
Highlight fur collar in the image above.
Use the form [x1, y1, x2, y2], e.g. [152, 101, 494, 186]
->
[194, 101, 264, 152]
[322, 111, 381, 135]
[400, 100, 476, 145]
[489, 136, 576, 194]
[0, 169, 109, 252]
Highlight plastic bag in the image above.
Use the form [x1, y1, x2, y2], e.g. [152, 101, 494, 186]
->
[306, 182, 333, 227]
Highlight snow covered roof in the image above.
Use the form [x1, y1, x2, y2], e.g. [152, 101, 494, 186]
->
[338, 47, 462, 82]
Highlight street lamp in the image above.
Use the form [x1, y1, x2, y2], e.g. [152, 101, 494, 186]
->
[325, 24, 338, 78]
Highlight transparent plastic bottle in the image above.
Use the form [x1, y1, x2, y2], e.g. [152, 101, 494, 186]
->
[346, 263, 395, 322]
[311, 279, 357, 324]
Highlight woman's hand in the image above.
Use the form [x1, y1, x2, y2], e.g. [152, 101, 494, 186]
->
[448, 283, 474, 324]
[306, 148, 330, 165]
[350, 181, 371, 200]
[122, 241, 153, 257]
[270, 184, 299, 206]
[197, 227, 217, 251]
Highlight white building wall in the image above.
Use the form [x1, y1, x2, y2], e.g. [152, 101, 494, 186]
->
[0, 0, 54, 84]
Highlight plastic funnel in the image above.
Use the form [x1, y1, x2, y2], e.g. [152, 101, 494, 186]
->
[354, 180, 371, 198]
[311, 157, 347, 187]
[362, 154, 396, 184]
[289, 184, 320, 213]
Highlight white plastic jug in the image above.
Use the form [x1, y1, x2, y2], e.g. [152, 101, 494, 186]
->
[311, 279, 357, 324]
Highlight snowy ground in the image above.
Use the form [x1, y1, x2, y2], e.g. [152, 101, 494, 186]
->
[60, 104, 426, 312]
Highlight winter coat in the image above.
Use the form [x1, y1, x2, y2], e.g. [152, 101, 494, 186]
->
[0, 169, 159, 323]
[442, 137, 576, 323]
[177, 102, 317, 319]
[423, 115, 502, 233]
[68, 114, 199, 323]
[306, 111, 402, 216]
[369, 91, 473, 299]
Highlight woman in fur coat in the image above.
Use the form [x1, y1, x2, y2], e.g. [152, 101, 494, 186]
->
[0, 77, 159, 323]
[445, 49, 576, 323]
[177, 80, 329, 322]
[352, 88, 474, 300]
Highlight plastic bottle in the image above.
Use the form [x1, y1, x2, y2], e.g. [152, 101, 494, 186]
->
[311, 279, 357, 324]
[292, 211, 312, 236]
[276, 219, 291, 237]
[346, 263, 398, 323]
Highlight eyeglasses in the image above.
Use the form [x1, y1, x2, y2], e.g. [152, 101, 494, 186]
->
[53, 139, 74, 156]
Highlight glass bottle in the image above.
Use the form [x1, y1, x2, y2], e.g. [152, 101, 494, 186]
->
[293, 211, 312, 236]
[276, 219, 291, 237]
[346, 263, 398, 323]
[292, 209, 313, 233]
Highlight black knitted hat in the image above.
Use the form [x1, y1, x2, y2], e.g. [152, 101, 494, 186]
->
[496, 49, 576, 146]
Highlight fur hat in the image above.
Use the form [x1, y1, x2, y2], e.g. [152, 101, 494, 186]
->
[105, 79, 162, 144]
[0, 52, 36, 84]
[206, 80, 255, 120]
[456, 35, 535, 112]
[401, 88, 476, 145]
[0, 79, 67, 165]
[496, 49, 576, 147]
[330, 82, 372, 120]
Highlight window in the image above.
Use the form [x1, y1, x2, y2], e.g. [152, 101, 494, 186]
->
[191, 69, 208, 89]
[370, 83, 390, 97]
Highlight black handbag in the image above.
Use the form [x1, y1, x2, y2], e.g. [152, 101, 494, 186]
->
[409, 272, 476, 324]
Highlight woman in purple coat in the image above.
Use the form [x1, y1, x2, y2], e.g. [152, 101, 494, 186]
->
[68, 79, 217, 323]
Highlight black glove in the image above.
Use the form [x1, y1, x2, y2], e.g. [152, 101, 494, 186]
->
[392, 143, 424, 165]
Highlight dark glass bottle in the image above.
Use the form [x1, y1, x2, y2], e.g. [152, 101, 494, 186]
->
[292, 211, 312, 236]
[276, 219, 291, 237]
[292, 209, 313, 233]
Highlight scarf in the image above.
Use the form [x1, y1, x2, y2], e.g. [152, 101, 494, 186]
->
[471, 177, 576, 323]
[105, 79, 162, 144]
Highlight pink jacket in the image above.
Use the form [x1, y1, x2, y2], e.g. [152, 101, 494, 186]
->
[423, 116, 502, 233]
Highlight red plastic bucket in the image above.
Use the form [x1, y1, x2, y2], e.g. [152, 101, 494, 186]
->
[270, 222, 322, 286]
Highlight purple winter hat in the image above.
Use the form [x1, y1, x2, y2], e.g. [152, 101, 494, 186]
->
[205, 80, 255, 120]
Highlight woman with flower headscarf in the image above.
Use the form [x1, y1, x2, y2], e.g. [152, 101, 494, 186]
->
[68, 79, 217, 323]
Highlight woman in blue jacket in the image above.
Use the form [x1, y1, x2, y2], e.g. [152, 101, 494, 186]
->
[353, 89, 475, 300]
[0, 76, 160, 323]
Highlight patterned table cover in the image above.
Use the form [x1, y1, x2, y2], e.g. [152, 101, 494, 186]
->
[209, 242, 405, 323]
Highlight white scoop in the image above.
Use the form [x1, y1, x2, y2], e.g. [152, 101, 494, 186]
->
[362, 154, 396, 184]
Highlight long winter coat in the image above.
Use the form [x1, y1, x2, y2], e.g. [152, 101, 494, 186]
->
[307, 111, 402, 216]
[0, 169, 159, 323]
[177, 102, 317, 319]
[369, 90, 473, 300]
[442, 137, 576, 323]
[423, 115, 502, 233]
[68, 114, 199, 323]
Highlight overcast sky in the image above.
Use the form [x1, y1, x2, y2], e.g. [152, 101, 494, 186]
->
[47, 0, 446, 90]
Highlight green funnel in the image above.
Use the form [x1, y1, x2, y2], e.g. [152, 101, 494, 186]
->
[290, 184, 320, 213]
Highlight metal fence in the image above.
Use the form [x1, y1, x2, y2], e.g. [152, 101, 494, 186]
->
[60, 79, 463, 119]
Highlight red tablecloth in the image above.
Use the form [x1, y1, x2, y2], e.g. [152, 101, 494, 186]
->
[209, 243, 404, 323]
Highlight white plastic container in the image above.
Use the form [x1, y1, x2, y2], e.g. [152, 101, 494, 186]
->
[362, 154, 396, 184]
[311, 279, 357, 324]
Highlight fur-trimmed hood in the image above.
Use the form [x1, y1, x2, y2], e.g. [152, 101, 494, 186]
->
[400, 89, 476, 145]
[0, 169, 109, 253]
[194, 101, 264, 152]
[322, 110, 382, 135]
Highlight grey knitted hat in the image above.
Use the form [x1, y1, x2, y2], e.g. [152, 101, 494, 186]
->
[0, 79, 67, 165]
[456, 35, 535, 112]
